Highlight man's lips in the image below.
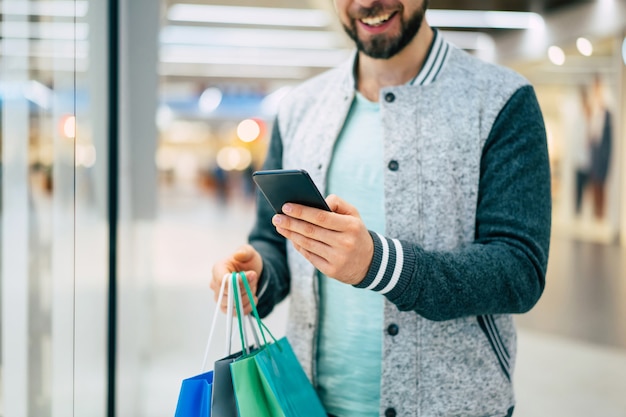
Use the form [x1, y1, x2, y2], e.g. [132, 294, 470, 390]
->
[356, 11, 398, 34]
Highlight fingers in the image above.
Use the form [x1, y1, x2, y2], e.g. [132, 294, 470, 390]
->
[274, 219, 334, 261]
[279, 203, 344, 231]
[211, 245, 263, 317]
[219, 293, 257, 316]
[216, 272, 259, 316]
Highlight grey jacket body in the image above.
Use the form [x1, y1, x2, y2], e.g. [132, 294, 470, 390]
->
[249, 38, 551, 417]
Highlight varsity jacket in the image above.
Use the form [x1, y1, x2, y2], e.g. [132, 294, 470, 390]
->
[249, 33, 551, 417]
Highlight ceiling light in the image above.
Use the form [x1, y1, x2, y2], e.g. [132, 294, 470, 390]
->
[160, 45, 350, 68]
[0, 39, 89, 59]
[1, 1, 88, 17]
[159, 64, 307, 80]
[167, 4, 331, 28]
[426, 10, 544, 29]
[439, 31, 494, 51]
[439, 31, 495, 61]
[548, 46, 565, 66]
[576, 37, 593, 56]
[0, 22, 89, 40]
[160, 26, 343, 50]
[622, 37, 626, 66]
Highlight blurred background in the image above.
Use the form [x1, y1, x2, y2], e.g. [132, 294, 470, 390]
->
[1, 0, 625, 416]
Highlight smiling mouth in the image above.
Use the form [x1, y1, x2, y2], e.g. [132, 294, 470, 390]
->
[360, 11, 396, 27]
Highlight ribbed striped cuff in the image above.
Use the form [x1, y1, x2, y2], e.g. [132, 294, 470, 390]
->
[354, 231, 415, 298]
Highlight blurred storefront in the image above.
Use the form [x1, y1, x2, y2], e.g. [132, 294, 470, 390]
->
[495, 1, 626, 245]
[510, 36, 623, 244]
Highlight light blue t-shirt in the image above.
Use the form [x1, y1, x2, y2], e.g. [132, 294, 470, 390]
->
[317, 92, 385, 417]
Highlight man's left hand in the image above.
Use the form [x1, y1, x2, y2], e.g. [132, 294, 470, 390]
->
[271, 194, 373, 285]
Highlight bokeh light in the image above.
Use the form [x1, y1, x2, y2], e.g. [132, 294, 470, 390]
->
[236, 118, 261, 142]
[156, 105, 174, 131]
[76, 144, 96, 168]
[216, 146, 252, 171]
[60, 115, 76, 138]
[548, 46, 565, 65]
[199, 87, 223, 113]
[576, 37, 593, 56]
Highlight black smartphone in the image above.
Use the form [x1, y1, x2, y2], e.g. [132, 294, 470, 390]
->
[252, 169, 331, 214]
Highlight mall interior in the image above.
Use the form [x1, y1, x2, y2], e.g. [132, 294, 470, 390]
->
[1, 0, 626, 416]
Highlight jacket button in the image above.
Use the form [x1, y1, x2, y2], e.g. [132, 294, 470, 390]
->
[384, 92, 395, 103]
[387, 324, 399, 336]
[385, 408, 397, 417]
[388, 160, 399, 171]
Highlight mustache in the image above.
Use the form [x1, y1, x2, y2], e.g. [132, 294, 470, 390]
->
[350, 2, 399, 19]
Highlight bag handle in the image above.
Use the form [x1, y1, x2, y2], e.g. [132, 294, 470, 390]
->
[232, 272, 250, 355]
[232, 271, 252, 354]
[201, 273, 230, 372]
[232, 271, 278, 357]
[225, 273, 235, 356]
[240, 271, 278, 345]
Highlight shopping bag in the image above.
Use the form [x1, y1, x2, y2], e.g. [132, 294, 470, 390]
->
[229, 271, 327, 417]
[212, 272, 264, 417]
[174, 371, 214, 417]
[175, 272, 246, 417]
[210, 351, 240, 417]
[254, 337, 327, 417]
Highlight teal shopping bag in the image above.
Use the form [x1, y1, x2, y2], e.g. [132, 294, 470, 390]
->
[229, 272, 327, 417]
[254, 337, 327, 417]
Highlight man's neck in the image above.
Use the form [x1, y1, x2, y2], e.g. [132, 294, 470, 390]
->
[357, 23, 434, 102]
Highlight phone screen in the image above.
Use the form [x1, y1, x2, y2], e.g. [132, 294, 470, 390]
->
[252, 169, 331, 214]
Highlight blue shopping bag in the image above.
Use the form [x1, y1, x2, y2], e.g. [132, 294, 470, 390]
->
[174, 371, 214, 417]
[174, 273, 242, 417]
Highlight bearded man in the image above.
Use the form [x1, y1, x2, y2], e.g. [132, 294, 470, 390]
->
[212, 1, 551, 416]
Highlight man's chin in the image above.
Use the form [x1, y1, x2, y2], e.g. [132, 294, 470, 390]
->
[357, 41, 401, 60]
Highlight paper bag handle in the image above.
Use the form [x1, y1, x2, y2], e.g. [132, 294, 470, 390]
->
[200, 273, 230, 372]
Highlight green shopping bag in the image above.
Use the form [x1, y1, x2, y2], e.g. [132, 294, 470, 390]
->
[229, 272, 327, 417]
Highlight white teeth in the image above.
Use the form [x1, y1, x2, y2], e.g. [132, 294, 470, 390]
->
[360, 13, 392, 26]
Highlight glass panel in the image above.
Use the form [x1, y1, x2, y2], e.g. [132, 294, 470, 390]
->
[1, 4, 31, 415]
[0, 0, 108, 415]
[116, 0, 159, 415]
[74, 0, 108, 415]
[1, 1, 76, 414]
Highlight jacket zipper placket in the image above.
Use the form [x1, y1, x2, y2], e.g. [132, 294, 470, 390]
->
[311, 270, 321, 388]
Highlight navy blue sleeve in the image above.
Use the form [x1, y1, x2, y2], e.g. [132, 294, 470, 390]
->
[248, 120, 291, 318]
[355, 85, 552, 321]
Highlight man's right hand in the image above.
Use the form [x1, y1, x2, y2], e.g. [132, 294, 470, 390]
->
[211, 244, 263, 315]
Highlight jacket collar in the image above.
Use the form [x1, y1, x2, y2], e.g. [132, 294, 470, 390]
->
[340, 28, 451, 94]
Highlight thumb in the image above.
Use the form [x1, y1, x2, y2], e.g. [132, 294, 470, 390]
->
[233, 244, 255, 262]
[326, 194, 358, 216]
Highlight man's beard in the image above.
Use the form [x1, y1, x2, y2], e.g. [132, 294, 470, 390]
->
[342, 2, 427, 59]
